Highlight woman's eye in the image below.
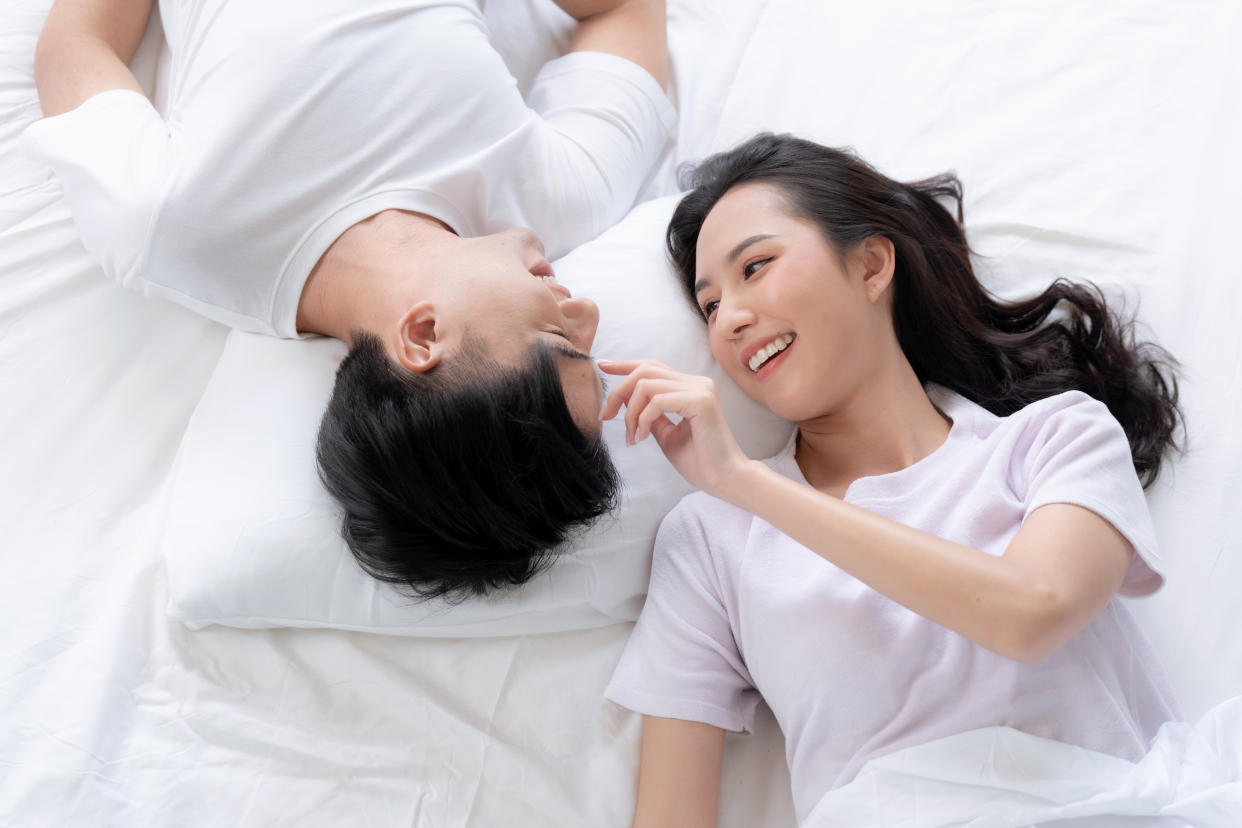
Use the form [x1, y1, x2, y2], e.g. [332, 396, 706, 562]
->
[701, 300, 719, 319]
[743, 257, 771, 278]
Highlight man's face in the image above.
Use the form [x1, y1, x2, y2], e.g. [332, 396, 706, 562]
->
[425, 227, 605, 433]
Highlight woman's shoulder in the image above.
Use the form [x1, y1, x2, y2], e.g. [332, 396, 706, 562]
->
[943, 387, 1118, 444]
[1015, 388, 1112, 419]
[931, 388, 1134, 496]
[660, 488, 756, 543]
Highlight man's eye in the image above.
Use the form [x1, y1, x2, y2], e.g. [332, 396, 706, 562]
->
[743, 257, 771, 278]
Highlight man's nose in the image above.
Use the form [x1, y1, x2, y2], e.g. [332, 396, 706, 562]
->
[510, 226, 545, 257]
[563, 296, 600, 343]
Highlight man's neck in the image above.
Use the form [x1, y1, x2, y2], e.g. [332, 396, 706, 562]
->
[296, 210, 454, 343]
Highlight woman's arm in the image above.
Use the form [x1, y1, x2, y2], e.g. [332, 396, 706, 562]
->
[551, 0, 668, 87]
[727, 464, 1133, 663]
[600, 360, 1134, 663]
[632, 716, 726, 828]
[34, 0, 154, 117]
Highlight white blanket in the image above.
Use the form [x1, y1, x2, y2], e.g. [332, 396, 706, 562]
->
[805, 696, 1242, 828]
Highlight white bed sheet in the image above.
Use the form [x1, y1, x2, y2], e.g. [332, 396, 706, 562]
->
[2, 2, 1239, 827]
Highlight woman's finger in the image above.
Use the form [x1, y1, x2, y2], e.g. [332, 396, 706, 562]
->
[599, 361, 684, 421]
[600, 367, 659, 423]
[634, 389, 704, 442]
[647, 411, 681, 450]
[624, 377, 686, 444]
[635, 390, 688, 442]
[597, 358, 670, 375]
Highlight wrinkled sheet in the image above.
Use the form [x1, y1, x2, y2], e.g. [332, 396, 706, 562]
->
[2, 1, 1240, 826]
[804, 695, 1242, 828]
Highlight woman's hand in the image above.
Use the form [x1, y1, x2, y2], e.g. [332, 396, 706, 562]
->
[599, 359, 752, 499]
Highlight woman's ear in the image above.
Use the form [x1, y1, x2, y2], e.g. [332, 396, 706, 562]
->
[859, 236, 897, 304]
[395, 301, 441, 373]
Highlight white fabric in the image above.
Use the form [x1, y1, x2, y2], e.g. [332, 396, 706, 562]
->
[802, 693, 1242, 828]
[607, 388, 1179, 821]
[3, 1, 1241, 827]
[18, 0, 674, 337]
[162, 195, 794, 636]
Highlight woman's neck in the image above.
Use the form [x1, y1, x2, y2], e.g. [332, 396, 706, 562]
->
[794, 358, 952, 497]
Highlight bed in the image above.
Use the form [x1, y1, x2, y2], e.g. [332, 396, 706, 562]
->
[2, 1, 1239, 826]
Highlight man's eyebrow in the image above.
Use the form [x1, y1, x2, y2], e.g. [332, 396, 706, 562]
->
[548, 341, 607, 412]
[549, 342, 593, 362]
[693, 233, 778, 294]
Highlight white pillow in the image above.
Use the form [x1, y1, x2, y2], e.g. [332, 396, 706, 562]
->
[161, 195, 794, 636]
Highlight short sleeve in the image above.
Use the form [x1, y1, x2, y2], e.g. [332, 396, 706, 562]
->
[18, 89, 175, 291]
[516, 51, 675, 257]
[605, 499, 760, 733]
[1019, 392, 1164, 596]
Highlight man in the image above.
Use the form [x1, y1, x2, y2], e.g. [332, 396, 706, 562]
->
[26, 0, 672, 598]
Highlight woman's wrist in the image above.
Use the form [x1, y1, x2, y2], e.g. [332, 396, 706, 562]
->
[718, 458, 782, 513]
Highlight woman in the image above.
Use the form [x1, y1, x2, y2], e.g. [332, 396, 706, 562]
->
[600, 134, 1183, 826]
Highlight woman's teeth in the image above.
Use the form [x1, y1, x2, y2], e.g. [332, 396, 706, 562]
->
[534, 275, 557, 282]
[749, 334, 795, 372]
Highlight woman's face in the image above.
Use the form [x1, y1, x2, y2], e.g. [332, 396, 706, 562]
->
[692, 183, 892, 422]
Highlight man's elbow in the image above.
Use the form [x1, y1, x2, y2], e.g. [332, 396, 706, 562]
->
[32, 25, 93, 117]
[33, 21, 65, 94]
[32, 1, 154, 117]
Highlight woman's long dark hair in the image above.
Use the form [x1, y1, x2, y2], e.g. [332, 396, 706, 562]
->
[667, 134, 1182, 487]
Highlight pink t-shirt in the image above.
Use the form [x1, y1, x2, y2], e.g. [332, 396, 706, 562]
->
[606, 387, 1179, 822]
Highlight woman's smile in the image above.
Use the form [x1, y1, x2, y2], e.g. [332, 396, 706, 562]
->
[753, 336, 794, 380]
[744, 332, 796, 379]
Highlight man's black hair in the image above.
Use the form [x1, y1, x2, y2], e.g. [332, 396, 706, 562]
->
[316, 331, 619, 601]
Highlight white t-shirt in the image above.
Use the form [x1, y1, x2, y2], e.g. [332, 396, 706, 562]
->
[606, 387, 1179, 822]
[19, 0, 674, 337]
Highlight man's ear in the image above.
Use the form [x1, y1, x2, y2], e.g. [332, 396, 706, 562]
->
[395, 300, 442, 373]
[859, 236, 897, 304]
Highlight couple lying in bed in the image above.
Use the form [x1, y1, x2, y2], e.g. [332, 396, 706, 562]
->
[29, 0, 1183, 823]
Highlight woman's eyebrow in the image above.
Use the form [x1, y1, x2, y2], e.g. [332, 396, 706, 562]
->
[694, 233, 779, 294]
[727, 233, 777, 264]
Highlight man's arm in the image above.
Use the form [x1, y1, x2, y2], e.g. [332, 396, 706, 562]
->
[552, 0, 667, 87]
[34, 0, 154, 117]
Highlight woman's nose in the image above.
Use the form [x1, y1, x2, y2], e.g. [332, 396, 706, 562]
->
[717, 296, 755, 338]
